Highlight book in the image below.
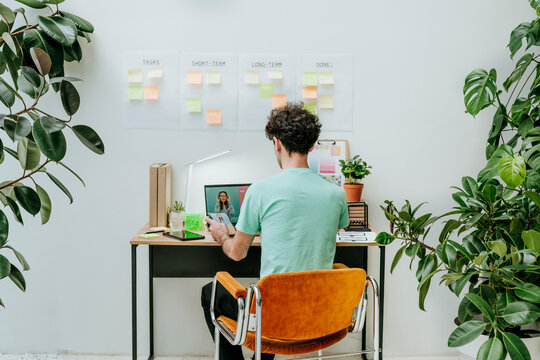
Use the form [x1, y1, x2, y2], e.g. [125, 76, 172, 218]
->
[157, 163, 172, 227]
[149, 163, 161, 227]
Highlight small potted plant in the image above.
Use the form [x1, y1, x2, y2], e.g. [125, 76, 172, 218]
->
[339, 155, 372, 202]
[168, 200, 185, 231]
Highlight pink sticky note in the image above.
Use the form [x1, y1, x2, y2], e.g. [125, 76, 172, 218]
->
[207, 110, 222, 125]
[187, 71, 202, 85]
[272, 94, 287, 108]
[331, 146, 341, 156]
[302, 86, 317, 100]
[319, 160, 335, 174]
[143, 86, 159, 100]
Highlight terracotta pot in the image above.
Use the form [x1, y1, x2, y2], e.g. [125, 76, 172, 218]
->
[343, 184, 364, 202]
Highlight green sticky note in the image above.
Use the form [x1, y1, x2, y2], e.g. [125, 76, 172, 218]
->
[303, 72, 317, 86]
[187, 98, 202, 113]
[128, 86, 143, 100]
[303, 103, 318, 116]
[184, 213, 205, 231]
[260, 84, 274, 98]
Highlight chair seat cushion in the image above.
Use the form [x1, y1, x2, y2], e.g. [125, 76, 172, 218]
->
[217, 315, 349, 355]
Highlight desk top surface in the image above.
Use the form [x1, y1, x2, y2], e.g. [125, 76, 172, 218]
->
[130, 224, 382, 247]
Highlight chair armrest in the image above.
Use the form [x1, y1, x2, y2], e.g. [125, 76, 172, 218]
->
[333, 263, 349, 269]
[216, 271, 247, 299]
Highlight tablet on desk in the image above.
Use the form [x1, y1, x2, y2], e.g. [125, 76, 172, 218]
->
[163, 230, 205, 241]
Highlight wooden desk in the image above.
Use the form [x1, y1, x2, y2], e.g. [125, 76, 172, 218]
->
[130, 225, 386, 360]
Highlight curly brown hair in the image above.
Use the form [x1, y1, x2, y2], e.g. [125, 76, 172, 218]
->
[265, 103, 322, 155]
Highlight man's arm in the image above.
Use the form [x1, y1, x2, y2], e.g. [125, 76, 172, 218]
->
[206, 217, 255, 261]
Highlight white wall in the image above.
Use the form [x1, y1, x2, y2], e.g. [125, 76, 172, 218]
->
[0, 0, 532, 357]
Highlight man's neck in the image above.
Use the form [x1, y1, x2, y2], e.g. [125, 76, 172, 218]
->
[280, 154, 309, 170]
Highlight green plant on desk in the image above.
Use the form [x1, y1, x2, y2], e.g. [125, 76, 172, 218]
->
[375, 2, 540, 359]
[339, 155, 371, 185]
[0, 0, 103, 308]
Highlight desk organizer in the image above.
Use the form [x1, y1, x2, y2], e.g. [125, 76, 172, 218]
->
[346, 202, 369, 231]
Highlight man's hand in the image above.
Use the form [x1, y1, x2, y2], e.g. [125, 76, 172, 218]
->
[205, 216, 229, 244]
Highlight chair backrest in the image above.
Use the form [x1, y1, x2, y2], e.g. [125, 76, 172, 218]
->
[251, 268, 366, 340]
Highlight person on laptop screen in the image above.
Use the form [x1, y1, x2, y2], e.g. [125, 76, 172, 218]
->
[201, 102, 349, 360]
[214, 191, 235, 219]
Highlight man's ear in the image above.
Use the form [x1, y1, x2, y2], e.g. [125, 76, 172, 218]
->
[308, 143, 316, 153]
[273, 137, 282, 152]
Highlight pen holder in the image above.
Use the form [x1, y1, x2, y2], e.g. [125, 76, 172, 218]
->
[184, 213, 205, 231]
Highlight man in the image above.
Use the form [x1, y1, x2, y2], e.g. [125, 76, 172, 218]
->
[201, 103, 349, 360]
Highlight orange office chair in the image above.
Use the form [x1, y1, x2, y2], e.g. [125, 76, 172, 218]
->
[210, 264, 380, 360]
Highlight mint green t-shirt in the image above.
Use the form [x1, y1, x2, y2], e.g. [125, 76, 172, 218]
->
[236, 168, 349, 278]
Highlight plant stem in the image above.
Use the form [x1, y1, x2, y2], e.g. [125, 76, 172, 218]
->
[0, 160, 51, 190]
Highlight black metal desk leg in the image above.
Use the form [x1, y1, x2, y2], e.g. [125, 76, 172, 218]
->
[149, 245, 154, 360]
[132, 244, 138, 360]
[379, 246, 385, 360]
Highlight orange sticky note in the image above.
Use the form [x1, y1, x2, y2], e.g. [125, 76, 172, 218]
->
[331, 146, 341, 156]
[143, 86, 159, 100]
[207, 110, 222, 125]
[302, 86, 317, 100]
[187, 70, 202, 85]
[272, 94, 287, 108]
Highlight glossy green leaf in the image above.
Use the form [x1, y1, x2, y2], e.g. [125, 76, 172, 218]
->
[416, 254, 435, 283]
[0, 298, 4, 308]
[23, 29, 63, 75]
[71, 125, 104, 155]
[418, 273, 433, 311]
[502, 301, 540, 325]
[464, 69, 497, 117]
[522, 230, 540, 252]
[478, 144, 513, 182]
[390, 246, 405, 273]
[8, 264, 25, 291]
[48, 76, 82, 84]
[63, 40, 82, 62]
[14, 186, 41, 216]
[498, 155, 526, 188]
[2, 31, 17, 55]
[35, 184, 51, 225]
[14, 0, 47, 9]
[17, 138, 40, 170]
[487, 240, 507, 258]
[59, 80, 79, 115]
[0, 4, 15, 24]
[448, 320, 485, 347]
[455, 272, 475, 297]
[0, 77, 15, 108]
[32, 119, 66, 161]
[59, 162, 85, 187]
[502, 331, 531, 360]
[20, 65, 41, 88]
[465, 293, 495, 322]
[504, 53, 534, 91]
[46, 172, 72, 204]
[37, 16, 77, 46]
[3, 116, 31, 142]
[6, 197, 23, 225]
[0, 254, 10, 279]
[477, 337, 504, 360]
[509, 23, 532, 59]
[0, 209, 7, 246]
[17, 74, 39, 98]
[515, 283, 540, 303]
[524, 191, 540, 207]
[30, 47, 51, 76]
[40, 116, 65, 133]
[5, 245, 29, 271]
[375, 231, 394, 245]
[60, 11, 94, 33]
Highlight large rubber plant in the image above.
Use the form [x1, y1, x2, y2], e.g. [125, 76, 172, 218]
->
[0, 0, 104, 307]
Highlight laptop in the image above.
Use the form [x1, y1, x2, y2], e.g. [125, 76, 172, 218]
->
[204, 184, 251, 234]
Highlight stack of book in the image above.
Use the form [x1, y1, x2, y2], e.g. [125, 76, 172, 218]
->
[149, 163, 172, 227]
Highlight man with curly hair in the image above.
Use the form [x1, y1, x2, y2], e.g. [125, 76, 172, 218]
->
[201, 103, 349, 360]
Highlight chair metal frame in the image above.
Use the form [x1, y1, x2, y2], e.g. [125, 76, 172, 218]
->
[210, 274, 380, 360]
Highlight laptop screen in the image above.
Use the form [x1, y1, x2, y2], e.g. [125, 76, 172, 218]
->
[204, 184, 251, 225]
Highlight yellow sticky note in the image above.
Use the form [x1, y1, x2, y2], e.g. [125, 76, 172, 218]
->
[128, 86, 143, 100]
[319, 72, 334, 85]
[207, 110, 222, 125]
[268, 69, 283, 80]
[272, 94, 287, 108]
[331, 146, 341, 156]
[206, 70, 221, 85]
[144, 86, 159, 100]
[186, 98, 202, 113]
[303, 103, 317, 116]
[319, 94, 334, 109]
[148, 67, 163, 79]
[128, 69, 142, 83]
[187, 70, 202, 85]
[302, 86, 317, 100]
[245, 70, 260, 84]
[303, 72, 317, 86]
[260, 84, 274, 98]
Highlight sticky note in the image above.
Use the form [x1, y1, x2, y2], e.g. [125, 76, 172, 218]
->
[187, 98, 202, 113]
[303, 103, 317, 116]
[148, 67, 162, 79]
[128, 69, 142, 83]
[272, 94, 287, 108]
[319, 72, 334, 85]
[303, 72, 317, 86]
[268, 69, 283, 80]
[319, 94, 334, 109]
[207, 110, 222, 125]
[144, 86, 159, 100]
[331, 146, 341, 156]
[128, 86, 143, 100]
[260, 84, 274, 98]
[302, 86, 317, 100]
[187, 70, 202, 85]
[245, 70, 260, 84]
[206, 70, 221, 85]
[320, 159, 335, 174]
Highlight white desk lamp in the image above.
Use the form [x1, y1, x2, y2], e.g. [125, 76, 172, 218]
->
[184, 149, 231, 211]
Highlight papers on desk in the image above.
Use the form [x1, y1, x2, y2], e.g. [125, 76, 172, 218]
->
[336, 231, 377, 243]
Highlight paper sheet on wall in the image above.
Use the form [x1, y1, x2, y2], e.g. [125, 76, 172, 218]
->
[307, 139, 349, 186]
[238, 54, 296, 131]
[297, 54, 353, 131]
[180, 53, 237, 131]
[123, 52, 179, 129]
